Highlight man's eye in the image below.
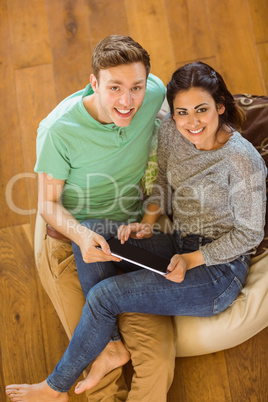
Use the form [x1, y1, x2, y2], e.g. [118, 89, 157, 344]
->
[111, 87, 119, 91]
[132, 87, 141, 91]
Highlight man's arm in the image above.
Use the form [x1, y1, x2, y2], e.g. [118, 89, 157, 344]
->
[38, 173, 121, 264]
[38, 172, 83, 240]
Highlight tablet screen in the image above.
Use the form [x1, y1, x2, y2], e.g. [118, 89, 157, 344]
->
[106, 237, 170, 275]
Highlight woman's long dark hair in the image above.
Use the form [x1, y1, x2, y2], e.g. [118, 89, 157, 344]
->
[167, 61, 245, 131]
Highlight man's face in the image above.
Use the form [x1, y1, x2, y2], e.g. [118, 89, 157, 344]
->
[91, 62, 147, 127]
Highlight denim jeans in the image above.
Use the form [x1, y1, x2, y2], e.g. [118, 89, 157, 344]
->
[71, 219, 133, 341]
[47, 219, 250, 392]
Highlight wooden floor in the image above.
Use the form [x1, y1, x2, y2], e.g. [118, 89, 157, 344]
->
[1, 0, 268, 401]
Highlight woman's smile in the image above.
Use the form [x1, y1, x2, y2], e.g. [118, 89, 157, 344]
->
[187, 127, 205, 134]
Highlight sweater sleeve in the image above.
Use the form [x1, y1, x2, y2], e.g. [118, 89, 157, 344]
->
[200, 151, 267, 265]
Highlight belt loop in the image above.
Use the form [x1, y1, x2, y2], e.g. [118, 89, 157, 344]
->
[176, 230, 183, 252]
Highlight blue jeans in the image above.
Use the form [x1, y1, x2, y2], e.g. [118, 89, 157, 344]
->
[47, 219, 250, 393]
[71, 219, 136, 341]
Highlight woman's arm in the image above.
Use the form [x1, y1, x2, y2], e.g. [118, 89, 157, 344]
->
[200, 155, 267, 266]
[117, 203, 163, 243]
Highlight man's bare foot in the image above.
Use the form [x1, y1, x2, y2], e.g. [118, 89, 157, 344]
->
[75, 340, 130, 395]
[6, 379, 69, 402]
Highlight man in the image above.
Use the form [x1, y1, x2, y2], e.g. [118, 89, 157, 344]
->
[30, 36, 175, 401]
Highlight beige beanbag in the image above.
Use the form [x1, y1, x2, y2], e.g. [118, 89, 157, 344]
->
[35, 212, 268, 357]
[174, 250, 268, 356]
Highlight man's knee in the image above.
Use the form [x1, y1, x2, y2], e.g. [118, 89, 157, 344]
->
[119, 314, 176, 401]
[119, 313, 176, 367]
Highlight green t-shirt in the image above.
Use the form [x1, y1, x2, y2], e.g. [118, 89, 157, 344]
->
[34, 73, 165, 222]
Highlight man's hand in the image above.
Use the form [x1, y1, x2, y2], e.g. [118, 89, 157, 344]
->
[166, 254, 188, 283]
[78, 229, 121, 264]
[117, 222, 153, 244]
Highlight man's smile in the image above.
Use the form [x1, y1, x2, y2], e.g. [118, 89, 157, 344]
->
[114, 108, 134, 118]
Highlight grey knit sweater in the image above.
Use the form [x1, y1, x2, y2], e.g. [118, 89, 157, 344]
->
[149, 116, 267, 266]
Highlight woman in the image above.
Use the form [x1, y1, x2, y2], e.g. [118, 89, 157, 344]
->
[6, 62, 267, 401]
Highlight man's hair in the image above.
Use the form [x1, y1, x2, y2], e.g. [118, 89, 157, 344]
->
[92, 35, 151, 79]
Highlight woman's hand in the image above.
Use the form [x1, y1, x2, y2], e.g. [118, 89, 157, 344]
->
[165, 250, 205, 283]
[78, 229, 122, 264]
[117, 222, 154, 244]
[165, 254, 188, 283]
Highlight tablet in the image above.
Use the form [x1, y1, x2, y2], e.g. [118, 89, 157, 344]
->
[100, 237, 170, 276]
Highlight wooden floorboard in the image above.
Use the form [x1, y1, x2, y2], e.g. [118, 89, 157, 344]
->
[0, 1, 29, 229]
[14, 64, 58, 237]
[167, 359, 187, 401]
[206, 0, 264, 94]
[1, 0, 268, 400]
[0, 225, 46, 390]
[165, 0, 214, 64]
[87, 0, 129, 47]
[225, 327, 268, 401]
[7, 0, 52, 69]
[248, 0, 268, 44]
[45, 0, 93, 101]
[179, 352, 232, 401]
[258, 42, 268, 95]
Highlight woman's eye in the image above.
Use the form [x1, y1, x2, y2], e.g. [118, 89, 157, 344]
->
[197, 108, 207, 113]
[178, 111, 187, 115]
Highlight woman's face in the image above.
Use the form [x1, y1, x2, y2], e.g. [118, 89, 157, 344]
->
[172, 87, 225, 150]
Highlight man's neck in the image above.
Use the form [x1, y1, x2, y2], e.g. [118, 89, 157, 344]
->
[83, 93, 99, 121]
[83, 94, 113, 125]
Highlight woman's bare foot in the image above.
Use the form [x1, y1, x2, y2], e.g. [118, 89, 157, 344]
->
[6, 379, 69, 402]
[75, 340, 130, 395]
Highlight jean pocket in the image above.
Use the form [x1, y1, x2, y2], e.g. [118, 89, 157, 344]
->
[229, 254, 251, 288]
[213, 276, 243, 315]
